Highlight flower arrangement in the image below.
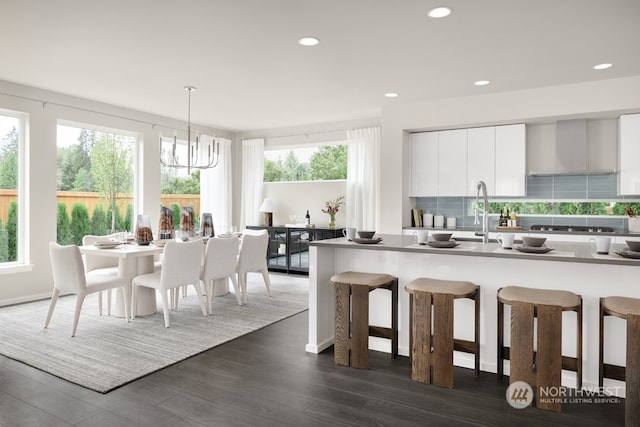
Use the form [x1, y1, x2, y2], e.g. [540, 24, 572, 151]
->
[321, 195, 345, 229]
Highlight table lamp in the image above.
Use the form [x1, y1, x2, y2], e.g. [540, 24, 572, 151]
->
[259, 198, 276, 226]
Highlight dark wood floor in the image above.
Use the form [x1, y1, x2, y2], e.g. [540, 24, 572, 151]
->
[0, 310, 625, 427]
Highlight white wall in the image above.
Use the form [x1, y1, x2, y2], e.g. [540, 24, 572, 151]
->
[0, 80, 232, 305]
[262, 180, 347, 228]
[381, 76, 640, 233]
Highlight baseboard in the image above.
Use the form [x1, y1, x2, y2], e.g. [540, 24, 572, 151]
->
[0, 292, 52, 308]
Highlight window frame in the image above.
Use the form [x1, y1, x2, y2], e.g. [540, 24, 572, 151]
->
[0, 108, 29, 273]
[56, 120, 140, 236]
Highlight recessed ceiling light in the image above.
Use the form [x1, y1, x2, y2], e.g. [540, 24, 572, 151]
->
[428, 6, 452, 18]
[593, 63, 612, 70]
[474, 80, 491, 86]
[384, 92, 399, 98]
[298, 37, 320, 46]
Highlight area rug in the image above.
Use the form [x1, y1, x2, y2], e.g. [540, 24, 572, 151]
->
[0, 273, 308, 393]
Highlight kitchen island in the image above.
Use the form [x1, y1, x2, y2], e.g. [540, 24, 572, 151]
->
[307, 234, 640, 393]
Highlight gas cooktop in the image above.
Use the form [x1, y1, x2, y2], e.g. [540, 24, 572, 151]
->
[529, 224, 614, 233]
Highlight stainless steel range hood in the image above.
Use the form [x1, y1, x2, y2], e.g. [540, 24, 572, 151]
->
[529, 119, 617, 176]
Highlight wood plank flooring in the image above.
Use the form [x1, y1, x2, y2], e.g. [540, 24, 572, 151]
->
[0, 310, 625, 426]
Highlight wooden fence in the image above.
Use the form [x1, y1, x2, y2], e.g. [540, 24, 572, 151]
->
[0, 189, 200, 224]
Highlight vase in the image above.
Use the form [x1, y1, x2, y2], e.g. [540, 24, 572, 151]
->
[328, 213, 336, 229]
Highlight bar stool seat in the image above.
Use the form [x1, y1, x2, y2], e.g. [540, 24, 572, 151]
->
[405, 278, 480, 389]
[498, 286, 581, 309]
[599, 296, 640, 426]
[330, 271, 398, 369]
[497, 286, 582, 413]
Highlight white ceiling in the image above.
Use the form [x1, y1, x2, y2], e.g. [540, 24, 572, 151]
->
[1, 0, 639, 132]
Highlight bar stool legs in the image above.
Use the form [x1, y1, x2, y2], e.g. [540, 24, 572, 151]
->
[406, 278, 480, 389]
[599, 296, 640, 426]
[331, 272, 398, 369]
[497, 286, 582, 413]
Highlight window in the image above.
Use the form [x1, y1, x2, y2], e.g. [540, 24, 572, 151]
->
[264, 144, 348, 182]
[0, 110, 25, 265]
[56, 123, 136, 244]
[160, 137, 201, 231]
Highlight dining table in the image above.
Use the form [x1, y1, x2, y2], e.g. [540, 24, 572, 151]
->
[79, 243, 164, 318]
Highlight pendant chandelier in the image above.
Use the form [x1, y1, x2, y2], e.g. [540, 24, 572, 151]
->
[160, 86, 219, 174]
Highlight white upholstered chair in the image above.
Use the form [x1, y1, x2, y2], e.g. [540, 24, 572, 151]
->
[132, 239, 207, 327]
[201, 236, 242, 312]
[46, 242, 128, 337]
[237, 228, 272, 304]
[82, 234, 120, 315]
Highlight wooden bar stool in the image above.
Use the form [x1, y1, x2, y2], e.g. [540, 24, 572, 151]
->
[497, 286, 582, 413]
[599, 296, 640, 426]
[330, 271, 398, 369]
[404, 278, 480, 389]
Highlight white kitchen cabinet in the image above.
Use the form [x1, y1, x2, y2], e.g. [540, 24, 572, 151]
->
[618, 113, 640, 195]
[467, 127, 495, 196]
[495, 124, 526, 196]
[409, 132, 438, 196]
[438, 129, 467, 196]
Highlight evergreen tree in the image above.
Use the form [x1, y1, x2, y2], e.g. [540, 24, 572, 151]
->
[70, 203, 91, 245]
[90, 204, 109, 236]
[57, 203, 72, 245]
[0, 220, 8, 262]
[171, 203, 181, 230]
[123, 204, 133, 232]
[6, 202, 17, 261]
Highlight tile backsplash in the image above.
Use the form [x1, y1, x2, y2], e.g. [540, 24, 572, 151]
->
[415, 174, 637, 231]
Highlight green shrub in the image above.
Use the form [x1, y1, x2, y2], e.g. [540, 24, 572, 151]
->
[0, 220, 8, 262]
[171, 203, 180, 230]
[90, 205, 109, 236]
[7, 202, 17, 260]
[70, 203, 91, 245]
[57, 203, 72, 245]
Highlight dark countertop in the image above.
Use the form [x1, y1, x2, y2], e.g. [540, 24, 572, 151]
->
[311, 234, 640, 267]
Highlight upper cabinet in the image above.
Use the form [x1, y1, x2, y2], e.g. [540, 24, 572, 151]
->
[495, 124, 526, 196]
[467, 126, 495, 196]
[410, 124, 526, 197]
[438, 129, 467, 196]
[410, 132, 438, 196]
[619, 113, 640, 195]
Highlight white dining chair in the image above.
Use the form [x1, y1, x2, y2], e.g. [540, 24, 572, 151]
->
[131, 239, 207, 328]
[45, 242, 129, 337]
[201, 236, 242, 313]
[82, 234, 120, 315]
[237, 228, 272, 304]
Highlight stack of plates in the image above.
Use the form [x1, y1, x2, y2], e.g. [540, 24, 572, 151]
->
[152, 240, 169, 247]
[614, 248, 640, 259]
[425, 240, 459, 248]
[515, 245, 554, 254]
[93, 239, 120, 249]
[353, 237, 383, 244]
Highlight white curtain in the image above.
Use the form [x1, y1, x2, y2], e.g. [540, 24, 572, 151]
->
[240, 138, 264, 230]
[346, 127, 380, 230]
[200, 136, 232, 233]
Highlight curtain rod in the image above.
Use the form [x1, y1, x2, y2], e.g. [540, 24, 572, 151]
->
[0, 90, 191, 132]
[264, 128, 353, 140]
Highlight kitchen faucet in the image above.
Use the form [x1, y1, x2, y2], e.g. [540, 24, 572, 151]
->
[475, 180, 489, 243]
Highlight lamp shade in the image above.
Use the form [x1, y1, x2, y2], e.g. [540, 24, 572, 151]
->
[259, 198, 276, 212]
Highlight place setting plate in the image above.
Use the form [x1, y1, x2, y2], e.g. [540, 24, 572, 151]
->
[424, 240, 459, 248]
[353, 237, 383, 244]
[515, 245, 554, 254]
[614, 249, 640, 259]
[93, 242, 120, 249]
